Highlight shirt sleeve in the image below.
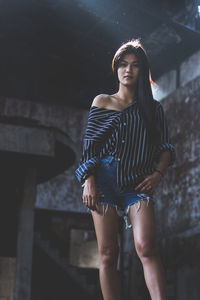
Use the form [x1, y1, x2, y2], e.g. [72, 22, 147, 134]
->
[75, 106, 105, 185]
[75, 139, 102, 186]
[153, 102, 176, 166]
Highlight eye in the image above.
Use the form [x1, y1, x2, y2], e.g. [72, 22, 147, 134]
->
[119, 62, 126, 67]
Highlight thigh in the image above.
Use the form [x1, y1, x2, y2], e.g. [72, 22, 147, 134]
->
[91, 206, 119, 251]
[128, 200, 157, 245]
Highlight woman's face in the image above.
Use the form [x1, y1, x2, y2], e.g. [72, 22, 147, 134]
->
[117, 53, 139, 87]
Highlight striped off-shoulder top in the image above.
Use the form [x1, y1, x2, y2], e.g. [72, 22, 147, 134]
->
[75, 99, 176, 191]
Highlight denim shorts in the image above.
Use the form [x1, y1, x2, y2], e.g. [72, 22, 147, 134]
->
[90, 155, 154, 229]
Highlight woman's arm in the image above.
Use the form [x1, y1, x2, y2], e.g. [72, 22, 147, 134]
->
[75, 96, 112, 212]
[135, 102, 176, 194]
[75, 140, 101, 186]
[154, 149, 171, 177]
[75, 95, 109, 186]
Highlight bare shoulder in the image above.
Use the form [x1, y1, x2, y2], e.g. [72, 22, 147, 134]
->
[91, 94, 111, 108]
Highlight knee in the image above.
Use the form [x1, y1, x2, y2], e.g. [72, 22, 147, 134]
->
[99, 245, 119, 268]
[135, 239, 158, 260]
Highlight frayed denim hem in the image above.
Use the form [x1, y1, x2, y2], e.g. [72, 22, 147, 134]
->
[122, 196, 154, 229]
[86, 196, 154, 230]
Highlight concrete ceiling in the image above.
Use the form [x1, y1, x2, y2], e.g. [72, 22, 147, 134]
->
[0, 0, 200, 108]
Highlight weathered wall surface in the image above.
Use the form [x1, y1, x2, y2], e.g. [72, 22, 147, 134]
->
[0, 257, 16, 300]
[152, 49, 200, 101]
[180, 49, 200, 87]
[155, 75, 200, 235]
[122, 75, 200, 300]
[152, 69, 177, 101]
[0, 97, 89, 213]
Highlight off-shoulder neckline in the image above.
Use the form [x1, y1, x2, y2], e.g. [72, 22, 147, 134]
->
[91, 100, 137, 113]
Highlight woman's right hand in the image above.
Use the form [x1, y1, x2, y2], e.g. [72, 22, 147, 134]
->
[82, 175, 100, 211]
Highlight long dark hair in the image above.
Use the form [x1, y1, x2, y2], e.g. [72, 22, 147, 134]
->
[112, 39, 160, 145]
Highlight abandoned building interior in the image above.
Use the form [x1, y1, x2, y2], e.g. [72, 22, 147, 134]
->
[0, 0, 199, 299]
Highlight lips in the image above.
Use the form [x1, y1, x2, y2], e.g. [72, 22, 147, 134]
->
[124, 75, 133, 79]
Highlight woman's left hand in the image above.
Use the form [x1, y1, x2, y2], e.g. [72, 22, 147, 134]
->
[135, 172, 162, 195]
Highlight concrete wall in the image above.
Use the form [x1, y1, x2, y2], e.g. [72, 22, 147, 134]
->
[152, 49, 200, 101]
[0, 257, 16, 300]
[155, 75, 200, 235]
[0, 97, 89, 213]
[152, 69, 177, 101]
[180, 49, 200, 87]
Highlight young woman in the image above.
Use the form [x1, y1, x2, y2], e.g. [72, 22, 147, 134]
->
[75, 39, 176, 300]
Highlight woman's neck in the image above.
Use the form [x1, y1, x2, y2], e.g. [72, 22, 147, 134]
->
[116, 84, 136, 104]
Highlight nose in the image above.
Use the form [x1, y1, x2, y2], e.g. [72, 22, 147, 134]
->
[126, 64, 131, 72]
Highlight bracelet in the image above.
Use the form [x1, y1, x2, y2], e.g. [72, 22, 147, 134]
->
[155, 169, 164, 177]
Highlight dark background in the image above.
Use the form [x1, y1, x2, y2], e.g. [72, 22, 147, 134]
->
[0, 0, 200, 107]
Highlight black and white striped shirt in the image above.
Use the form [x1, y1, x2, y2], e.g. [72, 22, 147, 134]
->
[75, 99, 176, 191]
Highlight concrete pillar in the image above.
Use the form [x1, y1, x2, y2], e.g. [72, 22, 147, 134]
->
[13, 168, 37, 300]
[0, 257, 16, 300]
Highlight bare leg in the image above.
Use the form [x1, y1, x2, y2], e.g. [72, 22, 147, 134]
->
[128, 200, 168, 300]
[91, 205, 121, 300]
